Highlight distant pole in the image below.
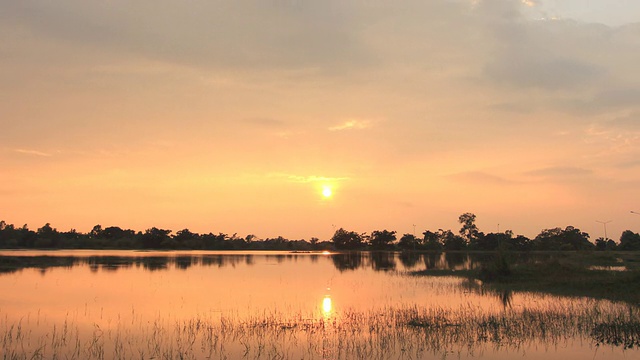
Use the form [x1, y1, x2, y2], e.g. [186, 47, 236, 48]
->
[412, 224, 417, 251]
[596, 220, 612, 240]
[497, 223, 500, 233]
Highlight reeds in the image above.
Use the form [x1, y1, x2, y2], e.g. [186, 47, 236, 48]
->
[2, 301, 639, 360]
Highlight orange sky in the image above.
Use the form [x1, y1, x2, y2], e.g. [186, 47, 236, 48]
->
[1, 0, 640, 240]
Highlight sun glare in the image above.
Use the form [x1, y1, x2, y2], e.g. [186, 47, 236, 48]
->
[322, 295, 333, 316]
[322, 186, 333, 198]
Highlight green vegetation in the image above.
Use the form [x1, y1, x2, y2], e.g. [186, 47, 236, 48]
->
[406, 251, 640, 305]
[476, 252, 640, 304]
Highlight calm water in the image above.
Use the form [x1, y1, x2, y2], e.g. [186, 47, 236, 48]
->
[0, 250, 638, 359]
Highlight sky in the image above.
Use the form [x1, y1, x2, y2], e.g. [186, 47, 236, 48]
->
[1, 0, 640, 241]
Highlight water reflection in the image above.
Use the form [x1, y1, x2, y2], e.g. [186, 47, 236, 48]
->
[322, 294, 333, 318]
[0, 251, 527, 275]
[370, 252, 396, 271]
[0, 252, 258, 274]
[398, 251, 421, 269]
[1, 250, 639, 359]
[331, 252, 363, 272]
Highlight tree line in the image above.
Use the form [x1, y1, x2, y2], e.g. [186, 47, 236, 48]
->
[1, 213, 639, 251]
[331, 213, 640, 251]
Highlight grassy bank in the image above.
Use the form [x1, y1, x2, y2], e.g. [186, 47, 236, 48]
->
[477, 252, 640, 304]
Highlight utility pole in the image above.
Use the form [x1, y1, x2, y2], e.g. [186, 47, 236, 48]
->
[596, 220, 612, 240]
[412, 224, 417, 251]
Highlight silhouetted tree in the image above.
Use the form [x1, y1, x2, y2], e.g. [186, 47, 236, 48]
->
[90, 225, 103, 239]
[507, 234, 532, 251]
[201, 232, 227, 249]
[141, 227, 172, 248]
[173, 229, 199, 248]
[102, 226, 129, 240]
[533, 226, 593, 251]
[369, 230, 396, 250]
[595, 237, 617, 251]
[398, 233, 418, 250]
[0, 221, 18, 248]
[440, 229, 466, 251]
[619, 230, 640, 251]
[331, 228, 364, 250]
[470, 232, 510, 251]
[59, 229, 82, 248]
[423, 230, 443, 251]
[35, 223, 59, 248]
[458, 213, 480, 244]
[309, 237, 319, 246]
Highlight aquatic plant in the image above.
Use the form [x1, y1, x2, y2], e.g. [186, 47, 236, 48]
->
[2, 301, 639, 360]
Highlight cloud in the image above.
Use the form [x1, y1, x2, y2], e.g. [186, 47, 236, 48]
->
[525, 166, 593, 178]
[475, 1, 609, 92]
[563, 88, 640, 115]
[0, 0, 370, 73]
[615, 159, 640, 169]
[468, 3, 640, 122]
[607, 112, 640, 129]
[484, 56, 605, 91]
[447, 171, 517, 185]
[328, 119, 372, 131]
[13, 149, 53, 157]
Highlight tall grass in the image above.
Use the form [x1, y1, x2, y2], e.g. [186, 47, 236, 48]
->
[2, 301, 639, 359]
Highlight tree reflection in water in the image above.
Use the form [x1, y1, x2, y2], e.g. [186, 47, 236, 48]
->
[0, 252, 513, 274]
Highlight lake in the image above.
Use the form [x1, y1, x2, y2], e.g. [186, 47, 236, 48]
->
[1, 250, 638, 359]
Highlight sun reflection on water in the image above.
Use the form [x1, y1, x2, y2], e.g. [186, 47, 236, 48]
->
[322, 287, 333, 318]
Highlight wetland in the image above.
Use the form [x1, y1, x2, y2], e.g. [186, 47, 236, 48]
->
[1, 250, 639, 359]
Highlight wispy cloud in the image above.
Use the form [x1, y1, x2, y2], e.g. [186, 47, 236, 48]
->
[328, 119, 371, 131]
[13, 149, 53, 157]
[525, 166, 592, 178]
[447, 171, 517, 185]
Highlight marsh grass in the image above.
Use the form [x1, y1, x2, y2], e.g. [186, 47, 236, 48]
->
[411, 252, 640, 304]
[480, 254, 640, 304]
[2, 301, 639, 360]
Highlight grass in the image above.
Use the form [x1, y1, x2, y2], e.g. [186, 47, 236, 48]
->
[2, 302, 639, 359]
[476, 252, 640, 305]
[411, 251, 640, 305]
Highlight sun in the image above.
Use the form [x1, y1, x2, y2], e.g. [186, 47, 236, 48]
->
[322, 186, 333, 198]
